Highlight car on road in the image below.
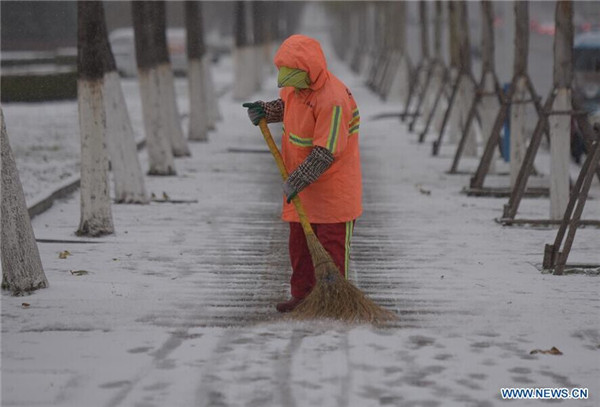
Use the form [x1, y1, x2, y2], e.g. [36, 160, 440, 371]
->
[574, 31, 600, 102]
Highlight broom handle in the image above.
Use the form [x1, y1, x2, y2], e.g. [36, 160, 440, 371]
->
[258, 119, 315, 237]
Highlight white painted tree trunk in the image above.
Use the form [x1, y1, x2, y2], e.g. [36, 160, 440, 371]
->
[232, 46, 256, 101]
[509, 76, 528, 188]
[549, 88, 571, 219]
[138, 68, 176, 175]
[203, 54, 221, 128]
[460, 77, 477, 157]
[188, 58, 209, 142]
[253, 44, 263, 92]
[103, 71, 148, 204]
[387, 53, 410, 104]
[360, 52, 373, 79]
[77, 79, 114, 236]
[479, 72, 501, 173]
[157, 63, 190, 157]
[433, 89, 450, 135]
[1, 109, 49, 294]
[421, 65, 441, 128]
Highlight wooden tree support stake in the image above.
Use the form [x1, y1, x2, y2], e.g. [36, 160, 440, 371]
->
[466, 73, 549, 195]
[541, 124, 600, 275]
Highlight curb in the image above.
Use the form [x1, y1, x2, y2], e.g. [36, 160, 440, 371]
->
[27, 138, 145, 220]
[26, 82, 228, 220]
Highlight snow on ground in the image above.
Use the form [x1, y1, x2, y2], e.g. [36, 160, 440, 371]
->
[2, 29, 600, 407]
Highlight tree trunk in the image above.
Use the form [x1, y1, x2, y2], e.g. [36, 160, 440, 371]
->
[419, 2, 430, 61]
[386, 2, 410, 104]
[204, 54, 221, 126]
[433, 1, 443, 61]
[550, 1, 573, 219]
[77, 1, 114, 237]
[251, 1, 263, 92]
[232, 1, 254, 100]
[480, 1, 495, 74]
[1, 109, 49, 294]
[186, 1, 209, 142]
[510, 2, 530, 187]
[480, 1, 499, 172]
[88, 1, 148, 204]
[448, 2, 460, 70]
[425, 1, 445, 135]
[458, 1, 477, 155]
[457, 1, 472, 73]
[510, 76, 528, 187]
[132, 1, 185, 173]
[447, 2, 462, 144]
[513, 1, 529, 77]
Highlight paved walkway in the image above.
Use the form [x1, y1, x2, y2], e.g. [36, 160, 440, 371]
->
[2, 40, 600, 407]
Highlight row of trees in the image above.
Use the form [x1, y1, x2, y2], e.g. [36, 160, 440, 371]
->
[330, 1, 598, 273]
[1, 0, 305, 294]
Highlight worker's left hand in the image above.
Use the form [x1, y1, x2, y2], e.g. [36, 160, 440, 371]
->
[282, 181, 297, 203]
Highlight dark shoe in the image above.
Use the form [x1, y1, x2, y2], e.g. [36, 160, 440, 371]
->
[276, 297, 304, 313]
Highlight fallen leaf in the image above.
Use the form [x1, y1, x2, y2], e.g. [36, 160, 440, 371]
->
[530, 346, 563, 355]
[70, 270, 89, 276]
[21, 303, 30, 308]
[58, 250, 72, 259]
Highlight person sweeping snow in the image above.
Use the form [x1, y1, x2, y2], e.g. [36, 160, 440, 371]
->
[243, 35, 363, 313]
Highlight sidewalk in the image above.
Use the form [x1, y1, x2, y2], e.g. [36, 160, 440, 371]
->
[2, 39, 600, 407]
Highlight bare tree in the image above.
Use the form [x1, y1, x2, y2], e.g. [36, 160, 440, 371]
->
[232, 1, 254, 100]
[133, 1, 187, 173]
[456, 1, 477, 156]
[77, 1, 114, 237]
[186, 1, 209, 142]
[1, 109, 49, 294]
[385, 2, 410, 104]
[479, 0, 501, 172]
[549, 0, 573, 219]
[509, 1, 530, 187]
[251, 1, 264, 92]
[91, 1, 148, 204]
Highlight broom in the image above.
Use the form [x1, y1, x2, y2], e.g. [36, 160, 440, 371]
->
[258, 119, 396, 324]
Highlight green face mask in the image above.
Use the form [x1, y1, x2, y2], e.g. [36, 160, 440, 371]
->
[277, 66, 310, 89]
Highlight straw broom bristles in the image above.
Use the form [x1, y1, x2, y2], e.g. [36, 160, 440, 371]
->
[288, 233, 397, 324]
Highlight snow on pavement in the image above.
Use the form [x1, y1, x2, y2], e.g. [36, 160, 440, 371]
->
[2, 33, 600, 407]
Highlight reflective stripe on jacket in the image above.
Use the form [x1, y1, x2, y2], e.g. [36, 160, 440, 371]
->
[274, 35, 362, 223]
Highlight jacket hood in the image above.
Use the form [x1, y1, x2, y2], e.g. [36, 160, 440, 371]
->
[273, 35, 329, 91]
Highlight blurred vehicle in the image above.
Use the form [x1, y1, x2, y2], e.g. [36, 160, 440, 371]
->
[109, 28, 232, 77]
[573, 31, 600, 101]
[530, 19, 555, 36]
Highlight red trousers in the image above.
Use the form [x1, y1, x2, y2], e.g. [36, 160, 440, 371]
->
[288, 221, 355, 299]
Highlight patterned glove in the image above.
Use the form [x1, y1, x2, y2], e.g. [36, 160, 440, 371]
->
[283, 146, 334, 203]
[242, 101, 265, 126]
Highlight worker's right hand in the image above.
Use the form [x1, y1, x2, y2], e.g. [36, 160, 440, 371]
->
[242, 101, 265, 126]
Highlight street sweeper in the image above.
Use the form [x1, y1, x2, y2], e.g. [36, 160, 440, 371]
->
[244, 34, 363, 313]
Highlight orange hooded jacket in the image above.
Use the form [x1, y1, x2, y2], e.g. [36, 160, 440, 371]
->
[274, 35, 362, 224]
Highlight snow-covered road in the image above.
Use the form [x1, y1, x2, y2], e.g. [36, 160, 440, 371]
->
[3, 27, 600, 407]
